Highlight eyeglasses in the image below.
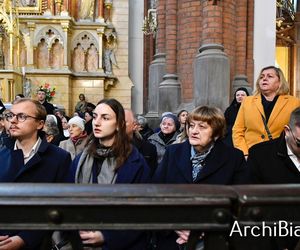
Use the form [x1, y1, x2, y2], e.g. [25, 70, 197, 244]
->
[288, 126, 300, 147]
[4, 112, 39, 122]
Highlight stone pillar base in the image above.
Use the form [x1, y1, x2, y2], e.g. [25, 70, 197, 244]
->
[146, 53, 166, 117]
[194, 44, 230, 111]
[232, 74, 252, 97]
[159, 73, 181, 113]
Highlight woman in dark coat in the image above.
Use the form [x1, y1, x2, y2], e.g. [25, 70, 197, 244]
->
[224, 87, 249, 146]
[70, 98, 150, 250]
[153, 106, 249, 250]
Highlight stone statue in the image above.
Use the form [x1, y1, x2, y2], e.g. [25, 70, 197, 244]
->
[50, 39, 63, 69]
[72, 43, 85, 72]
[103, 40, 117, 75]
[86, 44, 98, 72]
[37, 39, 49, 69]
[78, 0, 95, 20]
[23, 78, 31, 98]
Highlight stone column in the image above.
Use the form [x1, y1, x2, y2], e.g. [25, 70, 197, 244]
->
[158, 0, 180, 113]
[129, 0, 144, 114]
[193, 1, 229, 111]
[253, 0, 276, 80]
[194, 44, 230, 111]
[232, 75, 252, 95]
[27, 22, 36, 69]
[146, 53, 166, 121]
[97, 0, 105, 22]
[146, 0, 166, 121]
[97, 27, 105, 72]
[61, 22, 69, 69]
[54, 0, 63, 15]
[8, 32, 13, 70]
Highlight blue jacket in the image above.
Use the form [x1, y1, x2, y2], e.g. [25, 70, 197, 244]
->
[0, 137, 72, 249]
[71, 146, 150, 250]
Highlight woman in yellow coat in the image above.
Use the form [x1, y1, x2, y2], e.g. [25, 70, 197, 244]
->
[233, 66, 300, 156]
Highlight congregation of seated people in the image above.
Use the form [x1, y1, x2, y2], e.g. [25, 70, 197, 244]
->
[0, 65, 300, 249]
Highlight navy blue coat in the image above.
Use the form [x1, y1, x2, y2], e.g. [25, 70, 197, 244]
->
[153, 139, 249, 250]
[154, 139, 248, 184]
[0, 137, 72, 249]
[70, 146, 150, 250]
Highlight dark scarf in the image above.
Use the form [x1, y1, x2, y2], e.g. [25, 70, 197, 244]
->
[261, 94, 279, 123]
[158, 131, 176, 144]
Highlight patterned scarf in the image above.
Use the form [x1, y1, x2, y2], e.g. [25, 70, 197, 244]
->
[191, 143, 214, 182]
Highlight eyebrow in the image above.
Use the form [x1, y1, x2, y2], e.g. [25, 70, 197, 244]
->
[93, 113, 113, 117]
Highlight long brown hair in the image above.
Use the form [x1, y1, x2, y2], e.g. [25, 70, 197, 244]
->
[87, 98, 132, 169]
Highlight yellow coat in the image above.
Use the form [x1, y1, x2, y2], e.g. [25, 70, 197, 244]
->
[232, 95, 300, 155]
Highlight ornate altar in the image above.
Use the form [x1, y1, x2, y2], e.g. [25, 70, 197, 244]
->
[0, 0, 127, 115]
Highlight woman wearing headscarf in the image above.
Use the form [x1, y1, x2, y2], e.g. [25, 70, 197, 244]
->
[59, 116, 88, 160]
[223, 87, 249, 146]
[233, 66, 300, 157]
[148, 113, 180, 163]
[69, 98, 150, 250]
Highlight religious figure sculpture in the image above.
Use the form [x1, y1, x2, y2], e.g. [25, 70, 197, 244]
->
[72, 43, 85, 72]
[50, 39, 63, 69]
[78, 0, 94, 20]
[86, 44, 98, 72]
[37, 38, 49, 69]
[103, 36, 117, 75]
[23, 78, 31, 98]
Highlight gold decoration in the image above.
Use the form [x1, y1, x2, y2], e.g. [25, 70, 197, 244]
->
[142, 9, 157, 37]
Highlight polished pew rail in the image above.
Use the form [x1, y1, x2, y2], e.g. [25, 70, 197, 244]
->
[0, 184, 300, 249]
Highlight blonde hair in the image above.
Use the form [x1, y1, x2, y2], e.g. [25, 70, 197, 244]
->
[253, 66, 290, 96]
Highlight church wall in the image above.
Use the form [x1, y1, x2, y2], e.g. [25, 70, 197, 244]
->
[0, 73, 23, 102]
[72, 79, 105, 113]
[147, 0, 255, 111]
[107, 0, 132, 109]
[28, 74, 71, 114]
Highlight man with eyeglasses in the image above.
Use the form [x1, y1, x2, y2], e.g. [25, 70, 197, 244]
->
[0, 98, 71, 249]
